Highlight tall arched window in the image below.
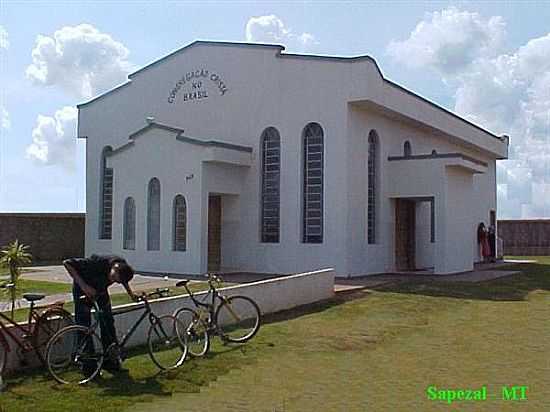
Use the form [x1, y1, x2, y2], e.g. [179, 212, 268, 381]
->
[302, 123, 324, 243]
[147, 178, 161, 250]
[404, 140, 412, 157]
[99, 146, 113, 239]
[368, 130, 378, 244]
[123, 197, 136, 250]
[173, 195, 187, 251]
[260, 127, 281, 243]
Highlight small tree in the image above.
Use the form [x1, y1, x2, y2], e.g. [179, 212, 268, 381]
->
[0, 240, 32, 318]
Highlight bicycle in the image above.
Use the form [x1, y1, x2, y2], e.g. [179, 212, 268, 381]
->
[0, 283, 73, 379]
[173, 273, 261, 357]
[46, 288, 188, 385]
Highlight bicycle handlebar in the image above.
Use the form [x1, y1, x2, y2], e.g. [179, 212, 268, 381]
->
[139, 288, 170, 300]
[174, 273, 223, 290]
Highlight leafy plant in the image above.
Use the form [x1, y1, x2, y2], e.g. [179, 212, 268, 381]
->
[0, 240, 32, 317]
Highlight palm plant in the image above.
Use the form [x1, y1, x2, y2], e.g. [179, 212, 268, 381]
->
[0, 240, 32, 318]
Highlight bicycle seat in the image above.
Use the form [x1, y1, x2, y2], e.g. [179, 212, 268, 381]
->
[175, 280, 189, 287]
[23, 293, 46, 302]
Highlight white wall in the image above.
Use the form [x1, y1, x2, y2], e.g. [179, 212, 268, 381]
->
[347, 107, 495, 275]
[108, 128, 206, 274]
[415, 201, 434, 269]
[3, 269, 334, 374]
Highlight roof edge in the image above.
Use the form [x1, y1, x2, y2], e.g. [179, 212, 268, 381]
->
[121, 121, 253, 153]
[77, 81, 132, 108]
[129, 121, 185, 140]
[129, 40, 286, 79]
[383, 78, 504, 141]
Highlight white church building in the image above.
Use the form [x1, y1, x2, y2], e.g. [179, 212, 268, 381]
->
[78, 41, 509, 277]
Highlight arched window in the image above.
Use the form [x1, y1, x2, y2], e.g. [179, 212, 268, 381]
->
[260, 127, 281, 243]
[147, 178, 161, 250]
[404, 141, 412, 157]
[99, 146, 113, 239]
[173, 195, 187, 251]
[302, 123, 324, 243]
[123, 197, 136, 250]
[368, 130, 378, 244]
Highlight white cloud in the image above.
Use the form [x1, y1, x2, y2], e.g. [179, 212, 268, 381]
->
[1, 106, 10, 130]
[0, 25, 8, 50]
[245, 15, 318, 51]
[388, 8, 550, 218]
[26, 24, 133, 99]
[26, 106, 78, 170]
[387, 7, 505, 74]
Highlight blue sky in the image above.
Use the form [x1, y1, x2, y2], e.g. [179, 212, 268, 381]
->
[1, 1, 549, 217]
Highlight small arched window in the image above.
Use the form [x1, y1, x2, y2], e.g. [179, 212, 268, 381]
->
[302, 123, 324, 243]
[99, 146, 113, 239]
[123, 197, 136, 250]
[404, 141, 412, 157]
[368, 130, 378, 244]
[260, 127, 281, 243]
[173, 195, 187, 251]
[147, 178, 161, 251]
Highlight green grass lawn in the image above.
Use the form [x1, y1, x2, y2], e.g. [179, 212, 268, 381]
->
[1, 258, 549, 411]
[0, 279, 72, 301]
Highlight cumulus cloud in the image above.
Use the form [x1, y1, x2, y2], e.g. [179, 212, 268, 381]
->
[1, 106, 10, 130]
[26, 106, 78, 170]
[26, 24, 133, 99]
[388, 8, 550, 218]
[245, 15, 318, 51]
[387, 7, 505, 74]
[0, 25, 8, 49]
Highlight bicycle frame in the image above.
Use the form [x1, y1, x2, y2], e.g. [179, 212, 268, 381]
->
[113, 304, 160, 351]
[0, 302, 45, 354]
[87, 294, 165, 355]
[181, 281, 226, 329]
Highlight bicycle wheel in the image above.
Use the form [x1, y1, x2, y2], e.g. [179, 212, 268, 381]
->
[33, 307, 73, 358]
[214, 295, 261, 343]
[174, 307, 210, 357]
[46, 325, 104, 385]
[148, 315, 187, 370]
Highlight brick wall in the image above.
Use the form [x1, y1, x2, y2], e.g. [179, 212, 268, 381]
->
[497, 219, 550, 256]
[0, 213, 85, 263]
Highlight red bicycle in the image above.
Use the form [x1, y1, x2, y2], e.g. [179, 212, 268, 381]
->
[0, 283, 73, 379]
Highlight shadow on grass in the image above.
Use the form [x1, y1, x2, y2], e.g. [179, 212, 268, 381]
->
[371, 262, 550, 301]
[94, 372, 170, 397]
[25, 294, 361, 400]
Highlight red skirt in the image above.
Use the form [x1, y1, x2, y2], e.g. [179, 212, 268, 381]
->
[482, 237, 491, 258]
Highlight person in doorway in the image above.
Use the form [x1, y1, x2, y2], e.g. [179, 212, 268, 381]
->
[488, 224, 497, 263]
[63, 254, 137, 373]
[477, 223, 491, 263]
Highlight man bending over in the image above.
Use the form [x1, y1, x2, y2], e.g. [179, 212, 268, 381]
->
[63, 254, 136, 373]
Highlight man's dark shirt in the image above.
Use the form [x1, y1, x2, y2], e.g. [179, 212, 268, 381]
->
[64, 254, 126, 293]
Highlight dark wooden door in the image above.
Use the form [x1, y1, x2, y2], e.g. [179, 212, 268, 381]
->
[208, 196, 221, 271]
[395, 199, 416, 271]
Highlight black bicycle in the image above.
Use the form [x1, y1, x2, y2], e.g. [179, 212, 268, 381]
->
[45, 288, 187, 384]
[173, 273, 261, 357]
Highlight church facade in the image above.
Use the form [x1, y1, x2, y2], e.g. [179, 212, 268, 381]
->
[78, 41, 509, 277]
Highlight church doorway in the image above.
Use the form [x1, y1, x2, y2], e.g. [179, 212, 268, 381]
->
[208, 195, 222, 271]
[395, 198, 416, 271]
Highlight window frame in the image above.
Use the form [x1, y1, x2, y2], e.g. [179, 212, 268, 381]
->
[99, 146, 113, 240]
[173, 194, 187, 251]
[260, 127, 281, 243]
[147, 178, 161, 251]
[302, 122, 324, 244]
[123, 197, 136, 250]
[367, 130, 378, 245]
